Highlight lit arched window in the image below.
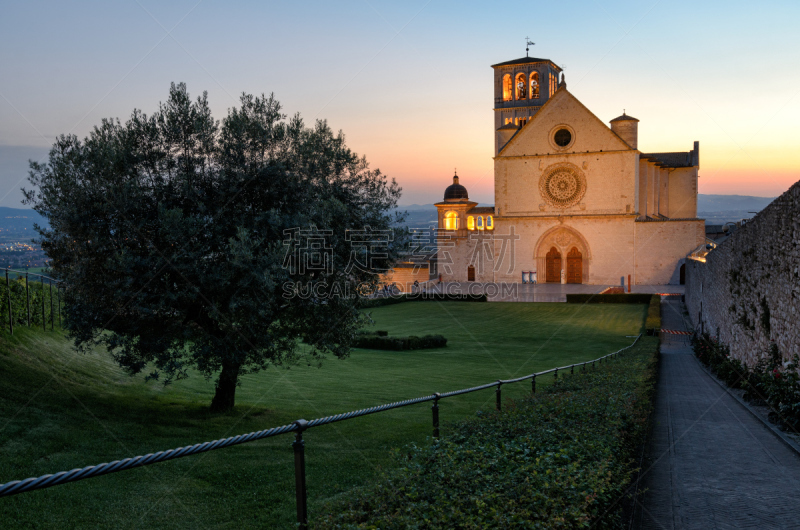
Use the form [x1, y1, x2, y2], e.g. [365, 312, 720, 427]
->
[502, 75, 512, 101]
[487, 215, 494, 230]
[530, 72, 540, 99]
[444, 211, 459, 230]
[515, 73, 526, 100]
[467, 216, 475, 230]
[477, 216, 484, 230]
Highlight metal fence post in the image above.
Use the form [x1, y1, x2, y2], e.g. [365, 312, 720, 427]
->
[495, 381, 502, 411]
[292, 419, 309, 530]
[5, 269, 12, 335]
[531, 374, 536, 394]
[432, 393, 440, 438]
[25, 273, 30, 327]
[49, 280, 54, 331]
[57, 285, 61, 327]
[554, 368, 558, 384]
[571, 364, 574, 375]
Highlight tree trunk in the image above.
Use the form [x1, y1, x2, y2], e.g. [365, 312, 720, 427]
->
[210, 360, 241, 412]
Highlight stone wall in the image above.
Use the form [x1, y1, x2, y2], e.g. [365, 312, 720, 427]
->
[685, 180, 800, 365]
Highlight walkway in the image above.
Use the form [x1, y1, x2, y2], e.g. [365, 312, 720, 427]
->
[634, 299, 800, 529]
[420, 282, 683, 302]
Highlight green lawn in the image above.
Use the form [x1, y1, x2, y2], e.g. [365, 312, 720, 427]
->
[0, 302, 646, 528]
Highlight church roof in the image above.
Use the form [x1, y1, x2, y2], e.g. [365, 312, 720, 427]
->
[641, 152, 694, 168]
[497, 123, 519, 130]
[491, 56, 560, 68]
[610, 112, 639, 122]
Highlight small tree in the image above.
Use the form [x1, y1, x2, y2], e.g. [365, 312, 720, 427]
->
[24, 83, 404, 411]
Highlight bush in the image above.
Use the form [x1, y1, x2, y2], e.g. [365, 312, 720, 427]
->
[315, 339, 658, 529]
[356, 330, 388, 337]
[353, 334, 447, 351]
[644, 295, 661, 332]
[566, 293, 653, 304]
[693, 334, 800, 431]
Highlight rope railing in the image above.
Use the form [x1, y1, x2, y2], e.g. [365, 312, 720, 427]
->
[0, 333, 642, 528]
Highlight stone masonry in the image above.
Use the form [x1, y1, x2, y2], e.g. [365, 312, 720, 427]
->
[685, 179, 800, 365]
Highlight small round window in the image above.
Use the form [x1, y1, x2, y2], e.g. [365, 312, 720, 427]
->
[554, 128, 572, 147]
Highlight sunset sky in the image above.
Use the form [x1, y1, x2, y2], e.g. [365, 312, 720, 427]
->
[1, 0, 798, 207]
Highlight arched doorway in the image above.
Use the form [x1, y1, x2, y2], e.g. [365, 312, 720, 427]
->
[534, 226, 590, 285]
[567, 247, 582, 284]
[679, 263, 686, 285]
[545, 247, 561, 283]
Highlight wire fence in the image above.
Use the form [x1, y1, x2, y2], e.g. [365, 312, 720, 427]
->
[0, 333, 642, 528]
[0, 268, 63, 334]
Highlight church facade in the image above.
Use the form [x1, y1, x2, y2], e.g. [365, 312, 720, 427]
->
[434, 55, 705, 286]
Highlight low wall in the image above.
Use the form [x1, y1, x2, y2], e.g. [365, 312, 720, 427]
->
[685, 181, 799, 365]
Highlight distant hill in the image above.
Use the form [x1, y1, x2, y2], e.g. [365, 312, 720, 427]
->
[395, 194, 778, 227]
[0, 207, 48, 232]
[697, 194, 775, 213]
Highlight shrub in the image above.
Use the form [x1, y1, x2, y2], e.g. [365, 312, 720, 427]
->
[356, 330, 388, 337]
[315, 340, 658, 528]
[644, 295, 661, 333]
[353, 334, 447, 351]
[566, 293, 653, 304]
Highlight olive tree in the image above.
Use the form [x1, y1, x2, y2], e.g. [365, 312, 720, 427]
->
[24, 83, 404, 411]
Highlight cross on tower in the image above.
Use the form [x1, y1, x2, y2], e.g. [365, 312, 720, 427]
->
[525, 37, 535, 57]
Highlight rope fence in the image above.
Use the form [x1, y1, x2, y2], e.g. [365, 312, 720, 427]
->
[0, 333, 642, 528]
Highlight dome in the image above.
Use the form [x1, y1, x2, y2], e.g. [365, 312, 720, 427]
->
[444, 174, 469, 201]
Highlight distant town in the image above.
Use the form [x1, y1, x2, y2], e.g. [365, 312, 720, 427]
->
[0, 208, 50, 269]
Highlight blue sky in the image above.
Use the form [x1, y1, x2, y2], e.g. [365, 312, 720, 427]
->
[2, 0, 799, 207]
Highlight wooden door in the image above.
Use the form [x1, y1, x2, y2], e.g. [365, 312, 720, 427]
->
[467, 265, 475, 282]
[566, 247, 582, 284]
[545, 247, 561, 283]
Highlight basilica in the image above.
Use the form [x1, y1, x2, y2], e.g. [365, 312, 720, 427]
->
[433, 54, 704, 286]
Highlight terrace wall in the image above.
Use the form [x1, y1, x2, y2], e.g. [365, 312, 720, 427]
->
[685, 180, 800, 365]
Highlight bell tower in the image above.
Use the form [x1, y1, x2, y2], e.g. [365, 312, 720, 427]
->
[492, 55, 562, 155]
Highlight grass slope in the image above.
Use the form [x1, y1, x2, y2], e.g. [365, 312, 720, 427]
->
[0, 302, 645, 528]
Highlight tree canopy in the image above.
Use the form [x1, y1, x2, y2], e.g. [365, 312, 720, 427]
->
[24, 83, 405, 411]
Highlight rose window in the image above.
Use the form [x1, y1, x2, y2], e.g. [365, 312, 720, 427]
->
[539, 164, 586, 208]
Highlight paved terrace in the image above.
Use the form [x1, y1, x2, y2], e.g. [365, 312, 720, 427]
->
[421, 282, 683, 302]
[633, 299, 800, 529]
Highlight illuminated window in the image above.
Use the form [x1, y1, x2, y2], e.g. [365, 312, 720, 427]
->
[549, 73, 557, 97]
[477, 216, 484, 230]
[515, 73, 526, 100]
[505, 117, 513, 125]
[503, 75, 512, 101]
[487, 215, 494, 230]
[530, 72, 540, 99]
[444, 211, 459, 230]
[467, 216, 475, 230]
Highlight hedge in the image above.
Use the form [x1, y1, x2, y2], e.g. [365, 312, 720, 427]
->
[360, 292, 487, 308]
[315, 339, 658, 529]
[644, 295, 661, 333]
[566, 293, 653, 304]
[354, 334, 447, 351]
